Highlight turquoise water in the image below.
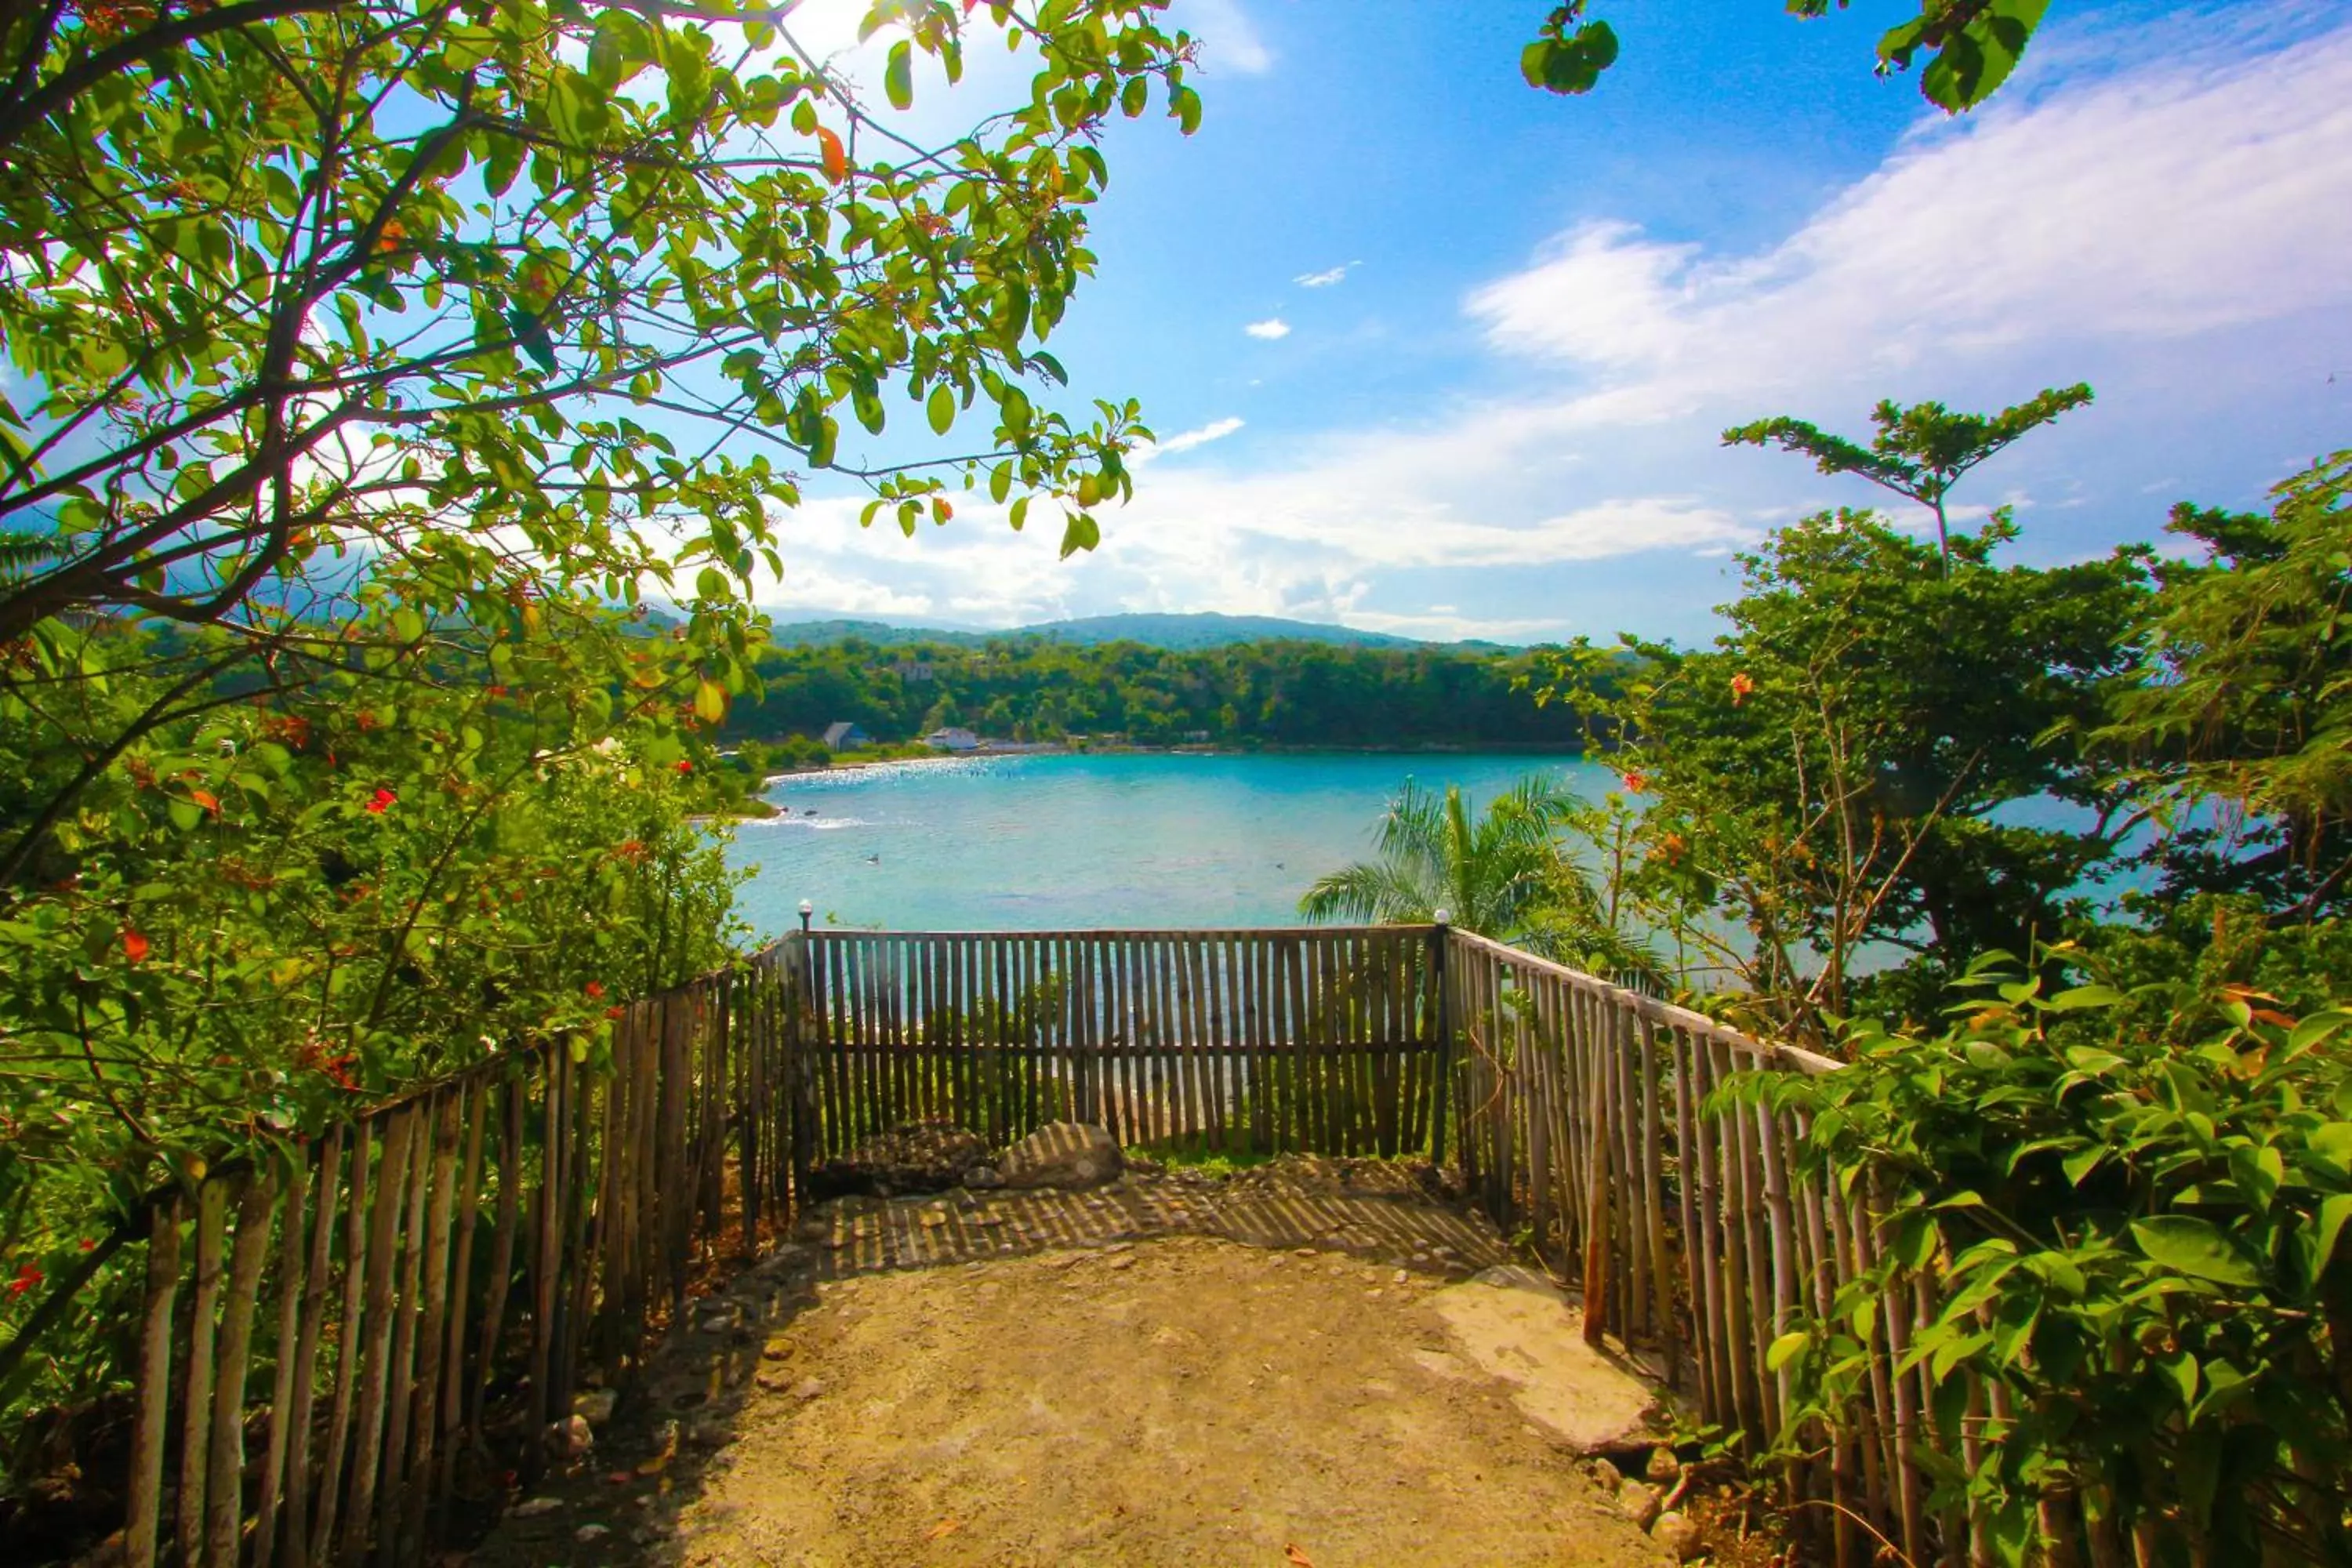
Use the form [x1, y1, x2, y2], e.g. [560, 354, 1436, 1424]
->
[724, 752, 1610, 938]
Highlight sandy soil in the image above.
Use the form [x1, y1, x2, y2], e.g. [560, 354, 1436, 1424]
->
[673, 1238, 1664, 1568]
[468, 1164, 1676, 1568]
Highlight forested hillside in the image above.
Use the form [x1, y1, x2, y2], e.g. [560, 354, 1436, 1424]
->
[723, 636, 1597, 749]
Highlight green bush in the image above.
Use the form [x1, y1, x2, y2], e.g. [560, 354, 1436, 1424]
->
[1742, 957, 2352, 1563]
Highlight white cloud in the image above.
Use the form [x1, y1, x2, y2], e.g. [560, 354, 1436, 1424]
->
[750, 12, 2352, 645]
[1134, 416, 1245, 463]
[1181, 0, 1275, 75]
[1465, 24, 2352, 413]
[1294, 263, 1355, 288]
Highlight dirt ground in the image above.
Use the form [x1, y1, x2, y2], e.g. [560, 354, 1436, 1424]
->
[469, 1162, 1679, 1568]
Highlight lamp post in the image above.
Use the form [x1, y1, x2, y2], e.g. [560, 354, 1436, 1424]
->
[797, 898, 813, 935]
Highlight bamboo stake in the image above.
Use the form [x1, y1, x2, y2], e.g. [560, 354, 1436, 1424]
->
[204, 1171, 278, 1567]
[340, 1105, 416, 1568]
[285, 1127, 343, 1568]
[124, 1190, 183, 1568]
[309, 1118, 374, 1567]
[374, 1093, 437, 1568]
[178, 1175, 230, 1568]
[256, 1150, 311, 1568]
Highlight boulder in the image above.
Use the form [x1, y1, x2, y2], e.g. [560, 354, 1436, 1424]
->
[1615, 1480, 1661, 1530]
[996, 1122, 1122, 1190]
[1650, 1511, 1704, 1561]
[807, 1120, 987, 1199]
[545, 1414, 593, 1459]
[1645, 1445, 1682, 1485]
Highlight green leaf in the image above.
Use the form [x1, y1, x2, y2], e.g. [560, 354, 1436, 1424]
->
[885, 41, 914, 112]
[927, 383, 956, 436]
[1058, 510, 1099, 558]
[2130, 1215, 2263, 1287]
[2158, 1351, 2199, 1409]
[2314, 1194, 2352, 1276]
[1765, 1330, 1810, 1372]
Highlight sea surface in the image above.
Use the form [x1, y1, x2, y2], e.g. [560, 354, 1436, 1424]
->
[724, 751, 1610, 938]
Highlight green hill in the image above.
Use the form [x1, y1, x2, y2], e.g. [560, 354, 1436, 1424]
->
[764, 611, 1514, 652]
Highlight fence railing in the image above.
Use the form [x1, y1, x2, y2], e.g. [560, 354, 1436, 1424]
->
[792, 927, 1446, 1159]
[106, 943, 804, 1568]
[81, 923, 1974, 1568]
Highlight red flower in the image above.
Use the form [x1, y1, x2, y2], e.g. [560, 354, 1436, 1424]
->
[78, 1239, 96, 1252]
[604, 1005, 626, 1020]
[1621, 771, 1648, 794]
[366, 787, 396, 815]
[122, 929, 151, 964]
[1730, 671, 1755, 706]
[584, 980, 606, 1000]
[9, 1262, 41, 1298]
[675, 760, 693, 775]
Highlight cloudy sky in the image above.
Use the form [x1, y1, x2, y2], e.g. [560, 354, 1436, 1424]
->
[764, 0, 2352, 644]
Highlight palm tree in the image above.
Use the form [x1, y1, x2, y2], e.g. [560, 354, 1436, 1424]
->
[1299, 775, 1665, 988]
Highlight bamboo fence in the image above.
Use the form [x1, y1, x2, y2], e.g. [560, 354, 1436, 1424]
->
[83, 924, 1997, 1567]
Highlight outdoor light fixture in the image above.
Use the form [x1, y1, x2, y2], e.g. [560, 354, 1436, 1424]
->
[1432, 908, 1451, 925]
[798, 898, 814, 932]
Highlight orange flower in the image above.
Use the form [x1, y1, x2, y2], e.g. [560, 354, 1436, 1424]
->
[122, 929, 151, 964]
[1621, 771, 1647, 794]
[1730, 671, 1755, 706]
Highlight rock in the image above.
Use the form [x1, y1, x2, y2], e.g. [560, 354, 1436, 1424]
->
[573, 1388, 619, 1427]
[808, 1122, 988, 1199]
[546, 1414, 593, 1459]
[996, 1122, 1123, 1190]
[1645, 1445, 1682, 1485]
[760, 1338, 795, 1362]
[1616, 1479, 1661, 1530]
[963, 1164, 1004, 1189]
[510, 1497, 564, 1518]
[1650, 1511, 1704, 1561]
[790, 1377, 826, 1401]
[1588, 1458, 1623, 1494]
[574, 1523, 610, 1543]
[634, 1421, 678, 1476]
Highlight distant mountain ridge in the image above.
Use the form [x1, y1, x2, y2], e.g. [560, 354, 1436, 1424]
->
[765, 611, 1513, 652]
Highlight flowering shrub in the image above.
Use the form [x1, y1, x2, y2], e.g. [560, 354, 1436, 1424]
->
[0, 593, 744, 1433]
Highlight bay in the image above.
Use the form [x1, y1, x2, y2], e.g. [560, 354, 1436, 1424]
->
[725, 750, 1610, 938]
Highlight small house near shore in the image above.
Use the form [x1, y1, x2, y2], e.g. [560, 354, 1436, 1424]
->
[822, 720, 869, 750]
[925, 726, 982, 752]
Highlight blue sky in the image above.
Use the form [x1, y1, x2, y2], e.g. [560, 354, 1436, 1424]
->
[767, 0, 2352, 644]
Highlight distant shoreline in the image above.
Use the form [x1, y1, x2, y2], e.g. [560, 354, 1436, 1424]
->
[758, 740, 1590, 787]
